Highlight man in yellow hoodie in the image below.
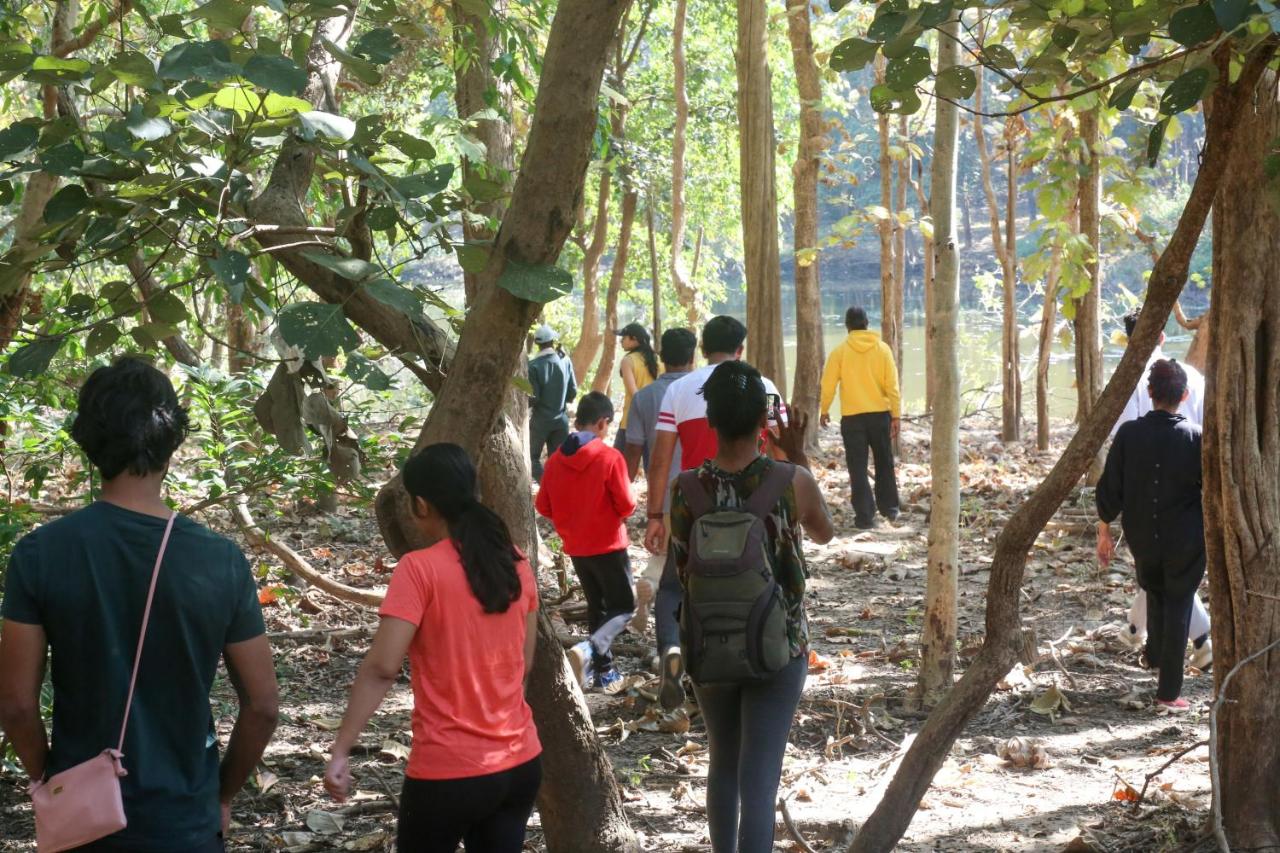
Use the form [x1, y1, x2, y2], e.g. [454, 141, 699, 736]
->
[820, 306, 902, 529]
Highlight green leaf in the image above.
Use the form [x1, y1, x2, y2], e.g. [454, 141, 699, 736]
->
[157, 13, 192, 39]
[383, 130, 436, 160]
[1051, 24, 1079, 49]
[39, 141, 84, 177]
[211, 247, 250, 301]
[6, 337, 64, 377]
[192, 0, 254, 31]
[364, 278, 422, 314]
[298, 111, 356, 142]
[981, 44, 1019, 69]
[0, 42, 34, 74]
[262, 93, 314, 116]
[831, 0, 853, 9]
[1213, 0, 1250, 29]
[345, 352, 393, 390]
[125, 105, 173, 141]
[884, 46, 931, 89]
[463, 173, 505, 203]
[243, 53, 308, 95]
[935, 66, 977, 99]
[497, 260, 573, 303]
[456, 242, 492, 273]
[301, 250, 380, 281]
[1159, 67, 1211, 115]
[147, 291, 190, 324]
[1169, 4, 1219, 44]
[395, 164, 454, 198]
[27, 56, 91, 85]
[830, 38, 880, 73]
[158, 42, 240, 82]
[278, 302, 361, 358]
[1147, 118, 1170, 167]
[1110, 7, 1154, 36]
[62, 293, 96, 319]
[1122, 34, 1150, 55]
[366, 206, 398, 231]
[43, 185, 89, 223]
[319, 37, 382, 85]
[0, 181, 11, 205]
[0, 123, 39, 160]
[108, 51, 159, 87]
[1108, 78, 1142, 110]
[102, 280, 140, 316]
[352, 27, 402, 64]
[869, 84, 923, 115]
[85, 324, 122, 357]
[454, 0, 491, 17]
[867, 11, 909, 41]
[213, 85, 263, 114]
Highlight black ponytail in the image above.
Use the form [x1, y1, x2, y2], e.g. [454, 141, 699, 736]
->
[701, 360, 768, 440]
[635, 337, 659, 381]
[402, 443, 522, 614]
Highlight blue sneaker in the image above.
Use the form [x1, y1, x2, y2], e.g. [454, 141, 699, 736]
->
[566, 641, 594, 689]
[595, 666, 623, 693]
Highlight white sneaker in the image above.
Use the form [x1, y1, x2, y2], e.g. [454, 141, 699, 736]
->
[1119, 623, 1147, 651]
[566, 640, 594, 688]
[629, 579, 654, 635]
[1189, 637, 1213, 671]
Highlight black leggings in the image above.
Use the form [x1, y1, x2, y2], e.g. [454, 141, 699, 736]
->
[398, 756, 542, 852]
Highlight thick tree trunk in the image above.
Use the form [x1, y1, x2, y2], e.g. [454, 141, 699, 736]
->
[910, 160, 935, 413]
[571, 169, 612, 379]
[737, 0, 786, 394]
[875, 57, 898, 364]
[1036, 243, 1064, 451]
[1074, 109, 1104, 482]
[960, 187, 974, 249]
[915, 16, 961, 708]
[647, 192, 661, 343]
[1002, 143, 1021, 441]
[846, 43, 1271, 853]
[592, 188, 638, 394]
[786, 0, 824, 448]
[0, 171, 58, 351]
[1202, 65, 1280, 851]
[669, 0, 700, 326]
[893, 115, 908, 374]
[1185, 316, 1209, 370]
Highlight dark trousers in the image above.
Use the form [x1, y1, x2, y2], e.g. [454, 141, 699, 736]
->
[692, 654, 807, 853]
[1138, 552, 1206, 701]
[655, 547, 682, 652]
[74, 836, 224, 852]
[529, 416, 568, 482]
[397, 756, 542, 853]
[571, 549, 635, 669]
[840, 412, 899, 526]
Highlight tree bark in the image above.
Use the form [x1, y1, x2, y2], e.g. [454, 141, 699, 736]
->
[1035, 243, 1064, 451]
[915, 15, 961, 708]
[1202, 64, 1280, 851]
[737, 0, 786, 394]
[1001, 140, 1021, 442]
[570, 169, 612, 379]
[846, 43, 1272, 853]
[592, 188, 638, 394]
[786, 0, 824, 448]
[647, 191, 661, 344]
[1074, 108, 1104, 482]
[875, 56, 898, 366]
[910, 159, 934, 413]
[893, 115, 908, 374]
[669, 0, 700, 326]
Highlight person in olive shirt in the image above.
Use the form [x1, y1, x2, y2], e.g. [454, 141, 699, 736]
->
[1096, 359, 1204, 713]
[528, 324, 577, 482]
[0, 358, 279, 851]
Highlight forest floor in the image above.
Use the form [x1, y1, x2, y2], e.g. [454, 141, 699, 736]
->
[0, 415, 1221, 852]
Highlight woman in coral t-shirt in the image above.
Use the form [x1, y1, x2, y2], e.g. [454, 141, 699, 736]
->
[324, 444, 541, 851]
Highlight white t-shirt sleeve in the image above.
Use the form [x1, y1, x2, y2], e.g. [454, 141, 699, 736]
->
[656, 381, 678, 434]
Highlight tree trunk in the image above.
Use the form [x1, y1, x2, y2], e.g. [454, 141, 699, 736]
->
[648, 191, 661, 344]
[1036, 243, 1064, 451]
[737, 0, 786, 394]
[845, 43, 1272, 853]
[786, 0, 824, 448]
[1074, 108, 1104, 482]
[1001, 142, 1020, 441]
[571, 169, 612, 379]
[915, 15, 961, 708]
[1202, 65, 1280, 851]
[893, 115, 908, 374]
[592, 188, 638, 394]
[669, 0, 700, 326]
[875, 57, 898, 364]
[910, 159, 934, 413]
[1185, 317, 1210, 370]
[960, 187, 974, 249]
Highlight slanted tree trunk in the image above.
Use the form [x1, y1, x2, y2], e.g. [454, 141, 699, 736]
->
[875, 56, 898, 364]
[1001, 139, 1021, 441]
[916, 14, 961, 708]
[786, 0, 824, 447]
[846, 43, 1272, 853]
[592, 188, 638, 394]
[1202, 65, 1280, 851]
[1074, 108, 1105, 482]
[669, 0, 700, 326]
[737, 0, 786, 394]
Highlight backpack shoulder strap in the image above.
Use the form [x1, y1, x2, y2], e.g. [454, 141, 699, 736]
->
[744, 461, 796, 521]
[677, 469, 713, 519]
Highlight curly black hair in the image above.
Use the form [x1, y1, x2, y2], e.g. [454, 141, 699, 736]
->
[70, 357, 191, 480]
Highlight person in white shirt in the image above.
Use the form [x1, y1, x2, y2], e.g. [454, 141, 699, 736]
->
[1111, 308, 1212, 670]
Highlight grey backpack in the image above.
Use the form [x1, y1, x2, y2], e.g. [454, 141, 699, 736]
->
[677, 462, 796, 684]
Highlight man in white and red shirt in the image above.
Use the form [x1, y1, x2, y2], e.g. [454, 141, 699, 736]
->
[642, 315, 787, 708]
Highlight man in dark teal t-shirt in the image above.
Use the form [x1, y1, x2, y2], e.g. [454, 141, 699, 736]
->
[0, 358, 279, 852]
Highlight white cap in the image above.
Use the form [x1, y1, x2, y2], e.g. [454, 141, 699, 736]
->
[533, 324, 557, 345]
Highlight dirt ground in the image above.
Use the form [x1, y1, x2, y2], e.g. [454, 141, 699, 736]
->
[0, 417, 1220, 852]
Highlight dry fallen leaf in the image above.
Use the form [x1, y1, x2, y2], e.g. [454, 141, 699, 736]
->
[344, 831, 389, 851]
[310, 716, 344, 732]
[1113, 781, 1140, 802]
[305, 810, 346, 834]
[808, 649, 832, 672]
[997, 736, 1051, 769]
[380, 738, 411, 762]
[1029, 684, 1073, 720]
[254, 766, 279, 795]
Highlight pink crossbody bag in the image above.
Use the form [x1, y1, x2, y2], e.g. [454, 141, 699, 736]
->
[29, 512, 177, 853]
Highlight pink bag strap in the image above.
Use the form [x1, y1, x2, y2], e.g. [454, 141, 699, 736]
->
[116, 511, 177, 753]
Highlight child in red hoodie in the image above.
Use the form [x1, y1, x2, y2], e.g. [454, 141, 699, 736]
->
[536, 391, 637, 691]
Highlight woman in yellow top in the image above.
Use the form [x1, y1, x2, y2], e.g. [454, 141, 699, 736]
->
[613, 322, 658, 451]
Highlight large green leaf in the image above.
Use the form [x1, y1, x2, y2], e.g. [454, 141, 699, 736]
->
[1110, 7, 1155, 36]
[0, 123, 39, 160]
[982, 44, 1019, 69]
[192, 0, 254, 31]
[497, 260, 573, 303]
[1169, 4, 1220, 44]
[319, 37, 382, 85]
[885, 46, 932, 89]
[364, 278, 422, 314]
[383, 130, 436, 160]
[396, 164, 454, 198]
[211, 247, 251, 301]
[831, 0, 853, 9]
[243, 53, 308, 96]
[6, 337, 65, 377]
[27, 56, 91, 85]
[869, 84, 923, 115]
[867, 11, 910, 41]
[299, 111, 356, 142]
[1159, 67, 1211, 115]
[1147, 118, 1170, 167]
[301, 250, 380, 281]
[125, 105, 173, 142]
[935, 66, 977, 99]
[345, 352, 393, 390]
[456, 242, 492, 273]
[830, 38, 880, 72]
[158, 42, 240, 82]
[147, 291, 190, 324]
[1213, 0, 1250, 29]
[39, 141, 84, 177]
[352, 27, 402, 64]
[1051, 24, 1079, 49]
[43, 185, 89, 223]
[108, 51, 160, 88]
[84, 324, 121, 357]
[278, 302, 361, 358]
[1108, 77, 1142, 110]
